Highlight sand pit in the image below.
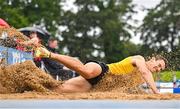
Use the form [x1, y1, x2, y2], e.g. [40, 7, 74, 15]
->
[0, 61, 61, 94]
[0, 60, 180, 100]
[92, 72, 145, 94]
[0, 60, 145, 94]
[1, 91, 180, 100]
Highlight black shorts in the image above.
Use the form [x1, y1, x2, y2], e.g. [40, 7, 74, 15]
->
[85, 60, 109, 86]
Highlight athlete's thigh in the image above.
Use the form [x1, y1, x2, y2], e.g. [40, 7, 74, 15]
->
[61, 76, 92, 93]
[84, 62, 102, 78]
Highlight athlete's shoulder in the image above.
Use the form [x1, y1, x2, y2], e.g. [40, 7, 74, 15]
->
[131, 55, 145, 62]
[131, 55, 146, 67]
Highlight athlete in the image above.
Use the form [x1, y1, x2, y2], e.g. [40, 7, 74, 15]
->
[35, 47, 166, 94]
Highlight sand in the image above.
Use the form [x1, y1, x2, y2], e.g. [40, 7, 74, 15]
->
[0, 60, 180, 100]
[0, 26, 180, 100]
[92, 72, 145, 94]
[0, 61, 61, 94]
[1, 92, 180, 100]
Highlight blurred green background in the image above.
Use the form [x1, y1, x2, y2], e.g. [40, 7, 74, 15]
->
[0, 0, 179, 81]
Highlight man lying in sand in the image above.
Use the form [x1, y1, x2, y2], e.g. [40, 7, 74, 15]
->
[35, 47, 166, 94]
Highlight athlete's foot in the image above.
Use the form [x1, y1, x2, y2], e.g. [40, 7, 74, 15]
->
[34, 47, 51, 58]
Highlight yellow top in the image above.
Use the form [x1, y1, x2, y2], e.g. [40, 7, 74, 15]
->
[107, 57, 135, 75]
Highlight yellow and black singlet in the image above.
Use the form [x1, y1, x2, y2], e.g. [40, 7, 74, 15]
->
[107, 57, 135, 75]
[85, 57, 136, 86]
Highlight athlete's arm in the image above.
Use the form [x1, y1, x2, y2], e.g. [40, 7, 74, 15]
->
[133, 56, 159, 94]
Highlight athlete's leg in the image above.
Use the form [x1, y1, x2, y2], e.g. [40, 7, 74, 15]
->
[36, 47, 102, 79]
[53, 76, 92, 93]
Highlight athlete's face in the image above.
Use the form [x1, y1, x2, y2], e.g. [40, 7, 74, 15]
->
[30, 32, 37, 39]
[147, 57, 166, 73]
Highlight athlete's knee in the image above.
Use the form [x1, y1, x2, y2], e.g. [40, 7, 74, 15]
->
[83, 69, 96, 79]
[76, 67, 93, 79]
[82, 63, 101, 79]
[73, 62, 101, 79]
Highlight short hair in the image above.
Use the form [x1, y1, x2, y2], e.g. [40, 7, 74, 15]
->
[146, 54, 169, 69]
[48, 37, 58, 42]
